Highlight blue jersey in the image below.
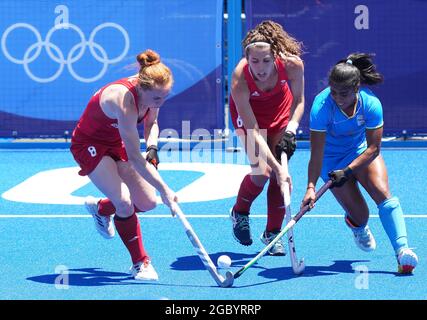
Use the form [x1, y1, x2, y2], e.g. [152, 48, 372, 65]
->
[310, 87, 383, 157]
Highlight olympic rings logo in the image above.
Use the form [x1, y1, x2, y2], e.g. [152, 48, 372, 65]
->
[1, 22, 129, 83]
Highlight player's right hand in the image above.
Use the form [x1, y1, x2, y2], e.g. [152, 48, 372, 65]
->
[275, 166, 292, 194]
[161, 188, 178, 214]
[328, 166, 353, 188]
[275, 131, 297, 161]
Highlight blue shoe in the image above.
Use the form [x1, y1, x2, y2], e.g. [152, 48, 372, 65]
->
[230, 208, 252, 246]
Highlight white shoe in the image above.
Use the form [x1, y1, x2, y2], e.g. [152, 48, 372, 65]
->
[351, 225, 376, 252]
[260, 230, 286, 256]
[397, 248, 418, 274]
[130, 260, 159, 281]
[85, 196, 115, 239]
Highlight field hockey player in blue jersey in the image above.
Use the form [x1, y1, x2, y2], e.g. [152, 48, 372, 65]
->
[302, 53, 418, 274]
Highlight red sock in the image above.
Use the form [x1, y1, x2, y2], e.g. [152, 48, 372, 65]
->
[266, 178, 285, 232]
[98, 199, 116, 216]
[114, 213, 149, 265]
[233, 175, 264, 213]
[98, 199, 143, 216]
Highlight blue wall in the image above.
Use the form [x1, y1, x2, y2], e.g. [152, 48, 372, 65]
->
[1, 0, 426, 138]
[0, 0, 223, 137]
[245, 0, 427, 136]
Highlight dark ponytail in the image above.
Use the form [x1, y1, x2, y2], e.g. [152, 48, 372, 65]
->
[329, 53, 383, 87]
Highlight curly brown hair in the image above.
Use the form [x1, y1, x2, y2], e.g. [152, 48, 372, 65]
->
[242, 20, 303, 57]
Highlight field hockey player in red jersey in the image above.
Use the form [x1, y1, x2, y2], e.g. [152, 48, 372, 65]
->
[70, 49, 177, 281]
[229, 20, 305, 255]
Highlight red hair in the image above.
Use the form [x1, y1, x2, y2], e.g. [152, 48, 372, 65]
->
[136, 49, 173, 90]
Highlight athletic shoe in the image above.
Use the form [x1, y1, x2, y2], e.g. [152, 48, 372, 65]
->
[130, 260, 159, 281]
[260, 230, 286, 256]
[397, 248, 418, 274]
[85, 196, 115, 239]
[230, 208, 253, 246]
[350, 224, 376, 252]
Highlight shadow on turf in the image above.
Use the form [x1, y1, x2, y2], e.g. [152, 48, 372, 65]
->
[27, 258, 401, 288]
[261, 259, 394, 278]
[170, 251, 259, 271]
[172, 254, 400, 287]
[26, 268, 145, 287]
[27, 267, 224, 288]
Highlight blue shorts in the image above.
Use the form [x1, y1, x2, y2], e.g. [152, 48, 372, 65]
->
[320, 148, 366, 182]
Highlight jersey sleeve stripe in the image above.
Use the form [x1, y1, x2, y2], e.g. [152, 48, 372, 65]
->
[310, 128, 327, 132]
[366, 123, 384, 130]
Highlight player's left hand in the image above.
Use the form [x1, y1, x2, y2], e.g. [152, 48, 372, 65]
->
[146, 145, 159, 169]
[275, 131, 296, 161]
[301, 187, 316, 210]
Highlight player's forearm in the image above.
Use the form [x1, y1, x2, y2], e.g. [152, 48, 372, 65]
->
[288, 97, 305, 131]
[307, 131, 325, 188]
[307, 157, 322, 189]
[144, 122, 159, 147]
[251, 131, 281, 172]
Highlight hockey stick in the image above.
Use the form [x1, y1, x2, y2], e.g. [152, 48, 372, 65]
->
[170, 202, 234, 287]
[233, 179, 333, 279]
[281, 151, 305, 275]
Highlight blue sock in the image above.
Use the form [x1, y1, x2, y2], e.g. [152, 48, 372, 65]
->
[378, 197, 408, 253]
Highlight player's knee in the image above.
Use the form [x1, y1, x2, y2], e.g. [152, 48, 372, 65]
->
[250, 161, 272, 177]
[114, 199, 134, 218]
[118, 162, 133, 175]
[365, 179, 390, 201]
[136, 197, 157, 212]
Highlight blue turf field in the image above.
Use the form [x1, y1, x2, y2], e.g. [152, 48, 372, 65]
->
[0, 148, 426, 300]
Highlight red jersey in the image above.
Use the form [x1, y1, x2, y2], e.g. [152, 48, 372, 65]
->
[72, 77, 147, 146]
[230, 58, 293, 136]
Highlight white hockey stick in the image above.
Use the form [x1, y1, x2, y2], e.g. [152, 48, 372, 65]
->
[170, 202, 234, 287]
[281, 152, 305, 275]
[233, 180, 332, 279]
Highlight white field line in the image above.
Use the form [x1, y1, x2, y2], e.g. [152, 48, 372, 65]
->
[0, 214, 426, 218]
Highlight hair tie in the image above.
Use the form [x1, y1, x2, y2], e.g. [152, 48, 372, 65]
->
[346, 59, 353, 65]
